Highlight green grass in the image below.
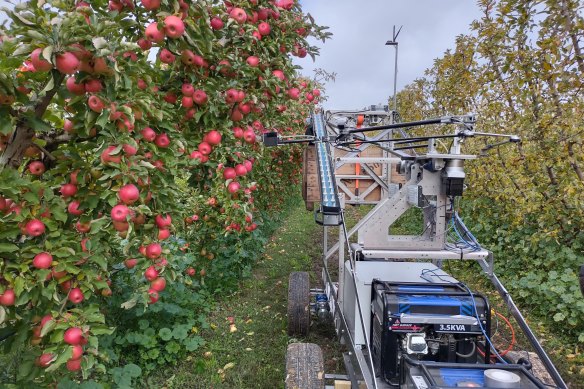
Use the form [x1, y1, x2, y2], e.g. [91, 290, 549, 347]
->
[145, 195, 342, 388]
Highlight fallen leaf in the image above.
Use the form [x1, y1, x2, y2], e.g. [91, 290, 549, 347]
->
[223, 362, 235, 370]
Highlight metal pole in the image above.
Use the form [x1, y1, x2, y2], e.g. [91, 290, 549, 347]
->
[393, 42, 398, 112]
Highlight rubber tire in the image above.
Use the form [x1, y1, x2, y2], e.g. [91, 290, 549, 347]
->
[285, 343, 325, 389]
[287, 271, 310, 336]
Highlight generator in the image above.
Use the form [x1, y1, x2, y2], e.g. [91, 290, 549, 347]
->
[371, 280, 491, 386]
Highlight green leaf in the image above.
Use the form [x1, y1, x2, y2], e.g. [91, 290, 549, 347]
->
[53, 206, 68, 223]
[0, 243, 18, 253]
[158, 328, 172, 341]
[40, 319, 56, 337]
[45, 347, 73, 372]
[123, 363, 141, 378]
[26, 116, 52, 132]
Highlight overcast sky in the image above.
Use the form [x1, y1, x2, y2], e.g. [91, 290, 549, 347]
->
[295, 1, 483, 110]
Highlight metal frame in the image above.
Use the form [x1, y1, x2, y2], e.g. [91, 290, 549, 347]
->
[313, 110, 567, 389]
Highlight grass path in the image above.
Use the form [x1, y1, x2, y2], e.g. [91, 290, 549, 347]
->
[148, 196, 342, 388]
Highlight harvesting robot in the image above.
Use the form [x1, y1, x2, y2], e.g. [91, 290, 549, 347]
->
[263, 106, 572, 389]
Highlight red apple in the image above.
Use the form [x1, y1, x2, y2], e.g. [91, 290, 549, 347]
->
[246, 56, 259, 67]
[141, 127, 156, 142]
[164, 15, 185, 38]
[227, 181, 240, 193]
[148, 288, 159, 303]
[258, 22, 271, 36]
[63, 327, 84, 345]
[36, 353, 55, 368]
[181, 83, 194, 96]
[28, 161, 45, 176]
[155, 214, 172, 228]
[66, 77, 85, 95]
[31, 48, 52, 72]
[210, 17, 224, 30]
[145, 243, 162, 259]
[0, 289, 15, 306]
[68, 288, 84, 304]
[111, 204, 130, 221]
[182, 96, 194, 108]
[55, 52, 80, 74]
[141, 0, 160, 10]
[145, 22, 165, 43]
[206, 130, 222, 145]
[232, 126, 244, 138]
[155, 133, 170, 148]
[88, 95, 105, 113]
[25, 219, 45, 237]
[118, 184, 139, 205]
[66, 358, 82, 371]
[193, 90, 207, 105]
[243, 128, 256, 144]
[101, 145, 122, 164]
[67, 200, 83, 216]
[229, 7, 247, 24]
[125, 258, 138, 269]
[144, 265, 158, 281]
[159, 48, 175, 64]
[198, 142, 212, 155]
[150, 277, 166, 292]
[64, 119, 75, 133]
[122, 143, 137, 156]
[32, 252, 53, 269]
[186, 267, 196, 276]
[71, 345, 84, 360]
[85, 79, 103, 93]
[234, 164, 247, 176]
[223, 167, 236, 180]
[288, 87, 300, 100]
[158, 228, 170, 240]
[60, 183, 77, 198]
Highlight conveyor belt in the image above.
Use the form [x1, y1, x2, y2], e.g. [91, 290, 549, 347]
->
[312, 113, 342, 225]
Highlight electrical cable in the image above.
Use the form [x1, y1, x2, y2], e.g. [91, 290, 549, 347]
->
[419, 268, 507, 364]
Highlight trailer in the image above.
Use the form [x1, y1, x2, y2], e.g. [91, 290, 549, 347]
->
[264, 108, 570, 389]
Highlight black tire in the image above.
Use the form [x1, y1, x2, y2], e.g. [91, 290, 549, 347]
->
[288, 271, 310, 336]
[285, 343, 325, 389]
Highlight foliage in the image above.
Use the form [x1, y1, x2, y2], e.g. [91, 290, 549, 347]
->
[396, 0, 584, 342]
[0, 0, 328, 384]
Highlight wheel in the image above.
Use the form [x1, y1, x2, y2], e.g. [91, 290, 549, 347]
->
[285, 343, 324, 389]
[288, 271, 310, 336]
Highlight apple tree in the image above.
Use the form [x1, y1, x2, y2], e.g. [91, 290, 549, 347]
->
[0, 0, 328, 383]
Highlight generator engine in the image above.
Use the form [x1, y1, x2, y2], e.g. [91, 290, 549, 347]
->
[371, 280, 491, 386]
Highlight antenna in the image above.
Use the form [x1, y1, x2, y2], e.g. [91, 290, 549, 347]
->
[385, 25, 402, 113]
